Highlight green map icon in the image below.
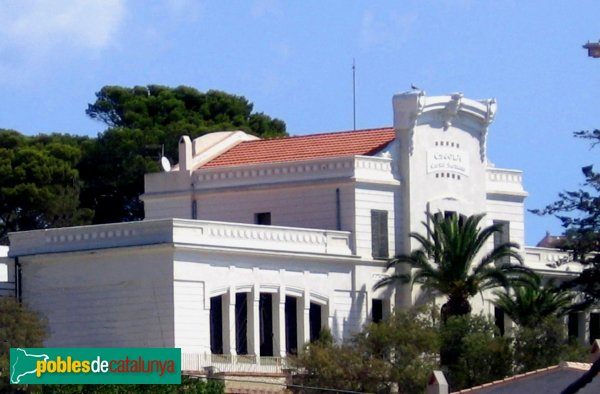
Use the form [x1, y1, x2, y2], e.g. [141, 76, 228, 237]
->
[10, 348, 49, 384]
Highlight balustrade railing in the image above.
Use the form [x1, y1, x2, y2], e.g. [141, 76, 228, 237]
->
[181, 353, 288, 374]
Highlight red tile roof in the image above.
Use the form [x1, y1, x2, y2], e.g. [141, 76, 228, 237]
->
[203, 127, 395, 168]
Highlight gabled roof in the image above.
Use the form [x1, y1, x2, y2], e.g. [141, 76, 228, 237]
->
[202, 127, 395, 168]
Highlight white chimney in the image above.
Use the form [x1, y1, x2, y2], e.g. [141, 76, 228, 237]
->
[427, 370, 449, 394]
[178, 135, 192, 172]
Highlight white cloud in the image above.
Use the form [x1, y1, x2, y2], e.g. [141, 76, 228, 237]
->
[359, 10, 418, 49]
[0, 0, 125, 54]
[0, 0, 125, 85]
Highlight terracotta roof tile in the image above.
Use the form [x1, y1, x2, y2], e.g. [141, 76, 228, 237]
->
[203, 127, 395, 168]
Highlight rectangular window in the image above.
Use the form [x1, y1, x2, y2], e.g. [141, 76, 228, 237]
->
[494, 307, 505, 336]
[259, 293, 274, 357]
[590, 313, 600, 344]
[372, 299, 383, 323]
[493, 220, 510, 265]
[285, 296, 298, 354]
[255, 212, 271, 225]
[568, 312, 580, 339]
[309, 303, 322, 342]
[210, 296, 223, 354]
[371, 210, 389, 259]
[235, 293, 248, 355]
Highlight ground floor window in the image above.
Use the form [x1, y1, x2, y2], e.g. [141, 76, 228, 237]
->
[236, 293, 248, 354]
[568, 312, 579, 339]
[259, 293, 274, 357]
[210, 296, 223, 354]
[285, 296, 298, 354]
[590, 313, 600, 344]
[494, 307, 505, 336]
[209, 291, 327, 355]
[372, 299, 383, 323]
[309, 302, 322, 342]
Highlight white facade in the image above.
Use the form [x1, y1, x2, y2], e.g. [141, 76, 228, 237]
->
[3, 91, 582, 365]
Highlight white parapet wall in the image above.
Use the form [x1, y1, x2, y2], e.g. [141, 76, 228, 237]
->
[8, 219, 354, 257]
[0, 245, 15, 297]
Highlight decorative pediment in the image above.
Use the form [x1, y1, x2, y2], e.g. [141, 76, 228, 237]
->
[393, 92, 498, 162]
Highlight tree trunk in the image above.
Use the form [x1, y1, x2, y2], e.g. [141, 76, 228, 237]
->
[441, 297, 472, 323]
[440, 297, 472, 368]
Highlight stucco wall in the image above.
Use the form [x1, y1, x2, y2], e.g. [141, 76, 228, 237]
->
[192, 183, 355, 234]
[21, 246, 175, 348]
[172, 247, 368, 350]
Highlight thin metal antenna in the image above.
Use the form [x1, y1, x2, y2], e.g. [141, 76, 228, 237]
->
[352, 59, 356, 130]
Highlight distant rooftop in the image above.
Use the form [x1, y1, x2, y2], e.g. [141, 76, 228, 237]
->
[536, 231, 566, 248]
[203, 127, 395, 168]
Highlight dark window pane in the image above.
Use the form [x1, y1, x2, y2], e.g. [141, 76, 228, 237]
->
[568, 312, 579, 338]
[590, 313, 600, 344]
[235, 293, 248, 354]
[285, 297, 298, 354]
[210, 296, 223, 354]
[309, 303, 322, 342]
[372, 299, 383, 323]
[259, 293, 273, 356]
[494, 307, 505, 336]
[255, 212, 271, 225]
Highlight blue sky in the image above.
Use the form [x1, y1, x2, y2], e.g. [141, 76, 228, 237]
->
[1, 0, 599, 245]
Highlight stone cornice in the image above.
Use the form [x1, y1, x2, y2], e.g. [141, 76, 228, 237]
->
[194, 155, 396, 189]
[143, 155, 398, 200]
[8, 219, 353, 258]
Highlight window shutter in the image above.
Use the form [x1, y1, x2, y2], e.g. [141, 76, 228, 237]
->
[371, 210, 389, 259]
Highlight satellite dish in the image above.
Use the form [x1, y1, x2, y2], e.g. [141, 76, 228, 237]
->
[160, 156, 171, 172]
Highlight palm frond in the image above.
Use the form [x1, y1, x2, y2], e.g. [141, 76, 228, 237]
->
[492, 271, 575, 327]
[374, 212, 525, 320]
[373, 273, 411, 290]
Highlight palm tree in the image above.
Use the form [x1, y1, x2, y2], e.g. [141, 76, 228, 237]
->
[493, 272, 573, 328]
[374, 213, 529, 321]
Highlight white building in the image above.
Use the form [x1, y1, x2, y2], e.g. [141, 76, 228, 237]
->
[3, 91, 589, 369]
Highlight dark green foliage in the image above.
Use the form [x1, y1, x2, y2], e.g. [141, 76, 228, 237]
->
[292, 308, 440, 394]
[531, 129, 600, 393]
[82, 85, 287, 223]
[358, 308, 440, 394]
[440, 315, 512, 391]
[532, 129, 600, 308]
[86, 86, 282, 133]
[38, 376, 224, 394]
[375, 213, 529, 321]
[512, 318, 587, 374]
[493, 272, 573, 328]
[0, 129, 93, 244]
[0, 86, 286, 230]
[0, 298, 47, 392]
